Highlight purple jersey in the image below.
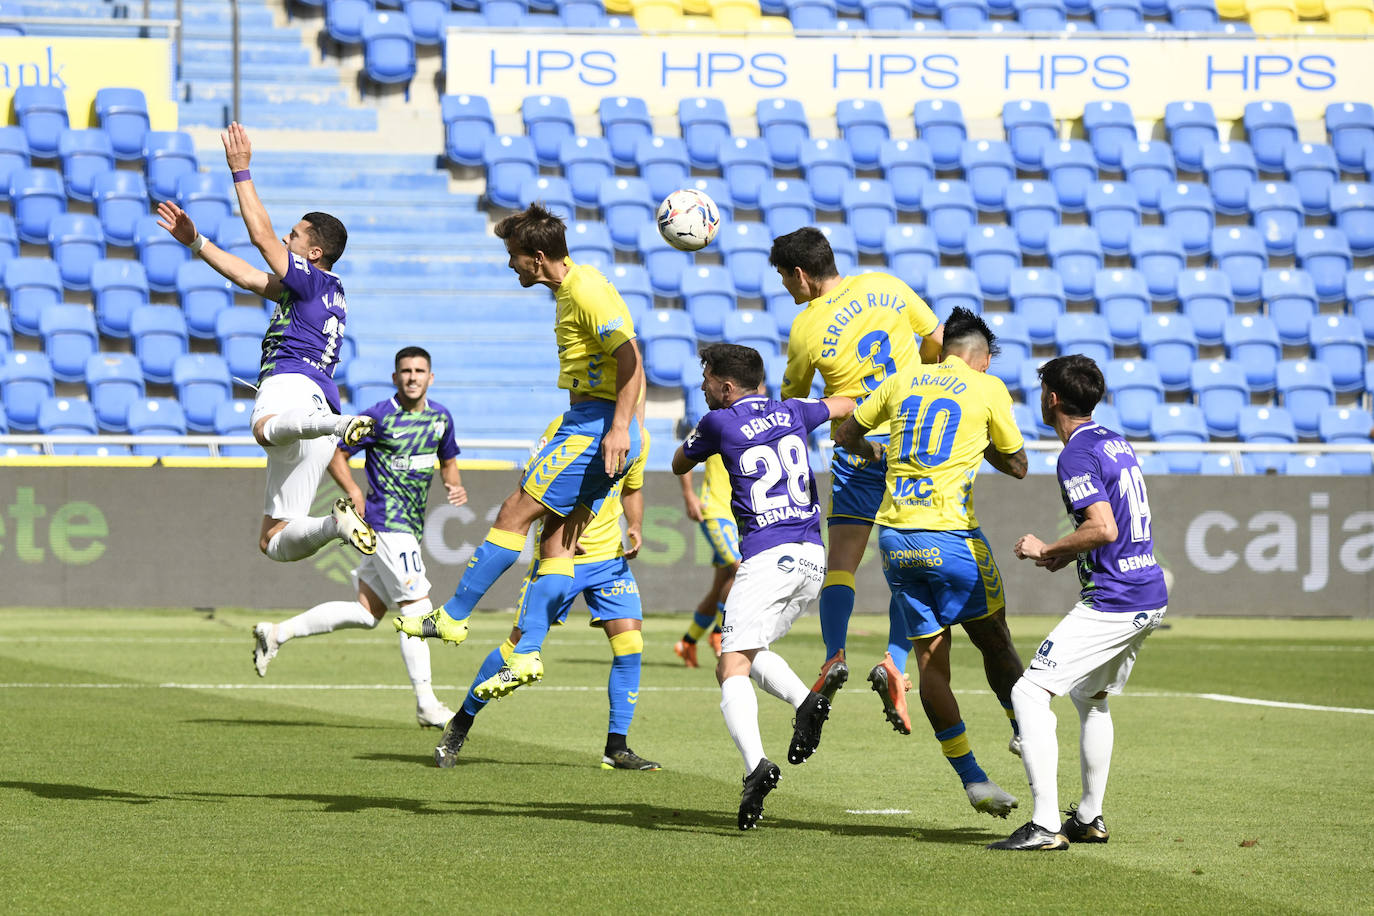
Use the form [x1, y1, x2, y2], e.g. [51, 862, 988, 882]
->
[1056, 423, 1169, 614]
[344, 398, 460, 537]
[260, 252, 348, 412]
[682, 395, 831, 561]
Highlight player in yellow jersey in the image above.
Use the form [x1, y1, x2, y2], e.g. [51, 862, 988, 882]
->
[674, 454, 739, 667]
[835, 307, 1030, 819]
[433, 421, 659, 770]
[396, 205, 646, 700]
[770, 227, 944, 712]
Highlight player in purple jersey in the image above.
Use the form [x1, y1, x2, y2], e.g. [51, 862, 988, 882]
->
[251, 348, 468, 727]
[990, 355, 1169, 852]
[155, 122, 377, 570]
[672, 344, 854, 830]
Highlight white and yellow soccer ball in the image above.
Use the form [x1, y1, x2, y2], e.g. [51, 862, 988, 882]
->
[656, 188, 721, 252]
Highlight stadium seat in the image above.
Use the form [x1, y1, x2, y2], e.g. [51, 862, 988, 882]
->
[1202, 142, 1259, 216]
[133, 215, 190, 294]
[554, 137, 612, 210]
[442, 95, 494, 168]
[174, 171, 233, 242]
[1158, 182, 1215, 257]
[678, 97, 731, 170]
[1319, 405, 1374, 474]
[1002, 99, 1056, 171]
[128, 397, 189, 454]
[961, 139, 1015, 213]
[143, 131, 197, 204]
[48, 212, 106, 292]
[12, 85, 68, 159]
[718, 137, 772, 209]
[0, 127, 28, 203]
[599, 96, 652, 168]
[564, 220, 614, 272]
[1284, 143, 1339, 218]
[1245, 0, 1298, 34]
[762, 270, 803, 336]
[884, 224, 940, 294]
[1196, 453, 1244, 475]
[1045, 226, 1101, 303]
[4, 256, 62, 337]
[914, 99, 967, 171]
[939, 0, 989, 29]
[93, 170, 149, 247]
[925, 267, 982, 323]
[482, 135, 538, 210]
[1248, 181, 1303, 257]
[360, 13, 417, 96]
[921, 180, 976, 255]
[599, 177, 654, 251]
[985, 312, 1031, 388]
[1128, 227, 1186, 301]
[721, 310, 780, 355]
[522, 95, 575, 167]
[842, 179, 897, 254]
[641, 308, 697, 387]
[1009, 267, 1066, 345]
[85, 352, 145, 432]
[836, 99, 890, 170]
[1015, 0, 1068, 27]
[1149, 403, 1208, 474]
[1041, 140, 1095, 213]
[37, 397, 98, 437]
[404, 0, 449, 44]
[1292, 227, 1350, 305]
[799, 139, 854, 212]
[325, 0, 370, 47]
[758, 179, 815, 237]
[817, 224, 857, 279]
[1237, 405, 1296, 474]
[787, 0, 839, 25]
[57, 129, 115, 203]
[1223, 313, 1281, 392]
[756, 98, 810, 169]
[130, 304, 190, 384]
[1139, 313, 1197, 391]
[1243, 101, 1298, 173]
[0, 212, 14, 274]
[1005, 180, 1060, 256]
[636, 136, 691, 202]
[1091, 0, 1144, 27]
[1308, 314, 1364, 393]
[1167, 0, 1219, 29]
[1082, 100, 1136, 171]
[1283, 453, 1341, 476]
[608, 263, 653, 326]
[860, 0, 912, 27]
[1330, 183, 1374, 257]
[1164, 100, 1218, 174]
[214, 398, 255, 438]
[1085, 182, 1141, 256]
[0, 351, 55, 431]
[1055, 312, 1113, 364]
[1121, 141, 1177, 212]
[1347, 267, 1374, 339]
[1260, 268, 1318, 347]
[1212, 226, 1267, 301]
[176, 260, 236, 339]
[484, 0, 531, 26]
[1105, 359, 1164, 437]
[635, 221, 691, 299]
[8, 167, 66, 244]
[172, 353, 233, 433]
[518, 175, 574, 223]
[680, 265, 736, 340]
[1191, 358, 1248, 437]
[94, 88, 151, 161]
[1277, 359, 1334, 438]
[215, 306, 269, 383]
[39, 304, 98, 383]
[880, 139, 934, 211]
[89, 259, 150, 340]
[342, 357, 393, 408]
[1325, 102, 1374, 174]
[966, 225, 1020, 298]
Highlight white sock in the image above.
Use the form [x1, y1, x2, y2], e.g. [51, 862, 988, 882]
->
[748, 649, 810, 707]
[1072, 692, 1114, 822]
[1012, 677, 1060, 832]
[261, 407, 343, 446]
[264, 516, 339, 562]
[276, 600, 377, 643]
[720, 675, 765, 775]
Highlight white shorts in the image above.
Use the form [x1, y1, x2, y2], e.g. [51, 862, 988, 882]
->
[352, 531, 431, 607]
[1023, 602, 1167, 698]
[720, 542, 826, 653]
[251, 373, 337, 520]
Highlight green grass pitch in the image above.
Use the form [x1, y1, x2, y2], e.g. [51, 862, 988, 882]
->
[2, 608, 1372, 914]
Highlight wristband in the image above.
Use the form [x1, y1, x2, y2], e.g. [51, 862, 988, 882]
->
[232, 169, 251, 183]
[189, 234, 207, 253]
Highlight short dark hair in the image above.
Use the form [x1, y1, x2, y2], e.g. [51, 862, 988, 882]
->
[301, 211, 347, 268]
[1038, 355, 1104, 418]
[768, 227, 839, 281]
[942, 306, 1000, 359]
[700, 343, 766, 392]
[394, 346, 431, 369]
[493, 203, 569, 260]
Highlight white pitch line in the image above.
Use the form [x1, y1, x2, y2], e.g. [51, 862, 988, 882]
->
[845, 808, 912, 815]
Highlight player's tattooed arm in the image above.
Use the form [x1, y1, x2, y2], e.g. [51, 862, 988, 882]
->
[834, 413, 880, 463]
[984, 444, 1028, 479]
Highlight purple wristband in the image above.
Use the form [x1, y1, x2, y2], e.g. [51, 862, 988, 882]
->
[232, 169, 251, 183]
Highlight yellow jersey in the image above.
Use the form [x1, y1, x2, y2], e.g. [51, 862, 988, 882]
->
[851, 355, 1023, 531]
[554, 258, 637, 401]
[781, 271, 939, 437]
[699, 454, 733, 522]
[529, 421, 649, 565]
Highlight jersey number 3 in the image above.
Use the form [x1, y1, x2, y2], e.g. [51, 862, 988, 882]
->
[857, 331, 896, 393]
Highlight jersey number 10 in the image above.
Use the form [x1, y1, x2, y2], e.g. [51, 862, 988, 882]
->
[896, 395, 962, 467]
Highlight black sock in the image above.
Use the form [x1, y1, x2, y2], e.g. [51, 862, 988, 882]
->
[681, 634, 697, 645]
[605, 732, 628, 756]
[454, 709, 476, 733]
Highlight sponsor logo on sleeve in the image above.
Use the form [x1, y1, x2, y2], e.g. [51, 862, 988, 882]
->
[1063, 473, 1098, 502]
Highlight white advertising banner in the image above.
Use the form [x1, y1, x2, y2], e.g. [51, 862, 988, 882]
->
[444, 30, 1372, 121]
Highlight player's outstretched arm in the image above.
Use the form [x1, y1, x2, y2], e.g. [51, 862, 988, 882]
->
[326, 447, 366, 508]
[1015, 501, 1117, 563]
[833, 412, 880, 463]
[821, 394, 857, 420]
[156, 201, 282, 298]
[222, 122, 289, 280]
[603, 338, 645, 477]
[984, 443, 1028, 479]
[440, 457, 467, 507]
[671, 444, 698, 477]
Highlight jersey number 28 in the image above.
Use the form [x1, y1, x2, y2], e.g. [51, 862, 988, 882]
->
[739, 434, 811, 513]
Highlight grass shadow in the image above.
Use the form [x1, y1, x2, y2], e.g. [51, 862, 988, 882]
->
[185, 718, 386, 730]
[0, 780, 180, 805]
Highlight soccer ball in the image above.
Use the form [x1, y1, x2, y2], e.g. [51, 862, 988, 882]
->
[656, 188, 721, 252]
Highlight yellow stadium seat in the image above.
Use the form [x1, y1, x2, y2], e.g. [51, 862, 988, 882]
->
[1247, 0, 1298, 30]
[748, 14, 794, 31]
[711, 0, 762, 28]
[682, 0, 711, 14]
[677, 13, 721, 29]
[1327, 0, 1374, 30]
[1217, 0, 1247, 16]
[1295, 0, 1324, 15]
[634, 0, 685, 30]
[605, 0, 635, 13]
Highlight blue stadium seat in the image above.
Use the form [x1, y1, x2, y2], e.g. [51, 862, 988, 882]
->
[985, 312, 1031, 388]
[756, 98, 810, 169]
[1276, 359, 1334, 438]
[176, 259, 236, 339]
[719, 221, 771, 297]
[758, 178, 815, 237]
[608, 263, 652, 326]
[880, 139, 934, 212]
[1293, 227, 1350, 304]
[1046, 225, 1101, 303]
[678, 97, 731, 170]
[361, 13, 417, 96]
[48, 212, 105, 292]
[39, 304, 98, 383]
[1223, 313, 1281, 393]
[565, 220, 614, 272]
[1212, 225, 1267, 301]
[134, 215, 189, 293]
[1325, 101, 1374, 173]
[722, 310, 780, 355]
[1002, 99, 1056, 171]
[1330, 182, 1374, 257]
[1165, 100, 1218, 174]
[483, 0, 529, 26]
[521, 95, 575, 167]
[599, 96, 652, 168]
[925, 267, 982, 323]
[173, 352, 232, 433]
[57, 129, 114, 203]
[342, 357, 393, 408]
[442, 94, 494, 167]
[921, 180, 976, 255]
[1082, 100, 1135, 170]
[679, 354, 708, 427]
[1005, 180, 1060, 256]
[215, 306, 269, 383]
[130, 304, 190, 384]
[1139, 313, 1197, 391]
[1010, 401, 1039, 443]
[1284, 453, 1341, 476]
[1319, 405, 1374, 474]
[1015, 0, 1068, 29]
[637, 220, 692, 299]
[719, 138, 774, 211]
[680, 265, 736, 340]
[1237, 405, 1296, 473]
[1128, 226, 1186, 301]
[1191, 358, 1248, 437]
[9, 167, 66, 244]
[404, 0, 449, 45]
[0, 212, 14, 276]
[965, 225, 1020, 298]
[482, 135, 537, 210]
[518, 175, 574, 222]
[12, 86, 68, 159]
[787, 0, 839, 25]
[94, 87, 150, 162]
[598, 176, 653, 251]
[556, 136, 613, 210]
[1121, 141, 1176, 212]
[1284, 142, 1338, 217]
[93, 170, 149, 247]
[1309, 314, 1365, 393]
[641, 309, 697, 387]
[842, 179, 897, 254]
[325, 0, 371, 47]
[819, 224, 859, 276]
[836, 99, 890, 170]
[143, 130, 197, 203]
[1167, 0, 1219, 29]
[1085, 181, 1140, 256]
[0, 126, 29, 203]
[4, 256, 62, 337]
[1158, 182, 1214, 257]
[90, 259, 149, 339]
[1346, 267, 1374, 339]
[914, 99, 967, 171]
[0, 303, 8, 356]
[85, 352, 145, 432]
[861, 0, 913, 27]
[763, 270, 803, 337]
[884, 224, 939, 294]
[1041, 139, 1095, 213]
[1091, 0, 1144, 29]
[214, 398, 255, 437]
[1202, 141, 1258, 216]
[961, 139, 1015, 213]
[1243, 100, 1298, 173]
[939, 0, 989, 30]
[1055, 312, 1112, 364]
[1248, 181, 1302, 257]
[1009, 267, 1065, 345]
[37, 397, 98, 437]
[0, 351, 55, 430]
[128, 397, 189, 454]
[1196, 453, 1244, 475]
[1261, 268, 1318, 347]
[800, 138, 855, 212]
[1149, 403, 1208, 474]
[635, 136, 691, 203]
[175, 171, 233, 239]
[1105, 358, 1163, 437]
